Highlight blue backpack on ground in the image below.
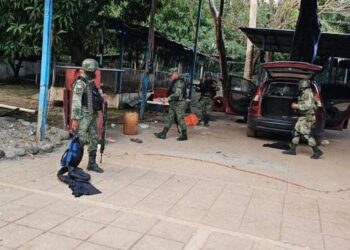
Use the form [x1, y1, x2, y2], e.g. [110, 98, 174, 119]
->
[60, 135, 84, 168]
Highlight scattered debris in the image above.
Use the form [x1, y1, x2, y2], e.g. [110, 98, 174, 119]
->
[110, 123, 117, 128]
[0, 116, 70, 160]
[138, 123, 149, 129]
[130, 138, 143, 143]
[321, 140, 330, 146]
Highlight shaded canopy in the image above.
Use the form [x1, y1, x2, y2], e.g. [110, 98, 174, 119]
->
[240, 27, 350, 59]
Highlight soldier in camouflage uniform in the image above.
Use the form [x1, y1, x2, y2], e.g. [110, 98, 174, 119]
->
[196, 72, 219, 126]
[154, 68, 188, 141]
[283, 79, 323, 159]
[71, 58, 104, 172]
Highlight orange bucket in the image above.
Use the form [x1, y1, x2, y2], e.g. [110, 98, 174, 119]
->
[184, 113, 199, 126]
[123, 112, 139, 135]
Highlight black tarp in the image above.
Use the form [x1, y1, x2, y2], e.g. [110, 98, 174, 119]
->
[290, 0, 321, 63]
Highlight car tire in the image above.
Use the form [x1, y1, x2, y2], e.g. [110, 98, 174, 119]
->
[247, 127, 256, 137]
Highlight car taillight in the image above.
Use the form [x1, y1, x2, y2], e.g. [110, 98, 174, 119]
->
[250, 88, 262, 117]
[315, 92, 322, 107]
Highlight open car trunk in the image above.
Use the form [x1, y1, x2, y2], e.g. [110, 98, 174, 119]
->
[261, 82, 299, 120]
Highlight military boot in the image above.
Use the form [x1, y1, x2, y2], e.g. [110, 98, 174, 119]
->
[87, 150, 104, 173]
[204, 115, 209, 126]
[154, 128, 169, 139]
[282, 144, 297, 155]
[177, 130, 188, 141]
[311, 146, 323, 159]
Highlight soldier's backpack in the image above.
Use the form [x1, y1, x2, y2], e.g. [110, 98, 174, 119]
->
[60, 135, 84, 168]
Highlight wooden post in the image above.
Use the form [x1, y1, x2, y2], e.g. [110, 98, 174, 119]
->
[243, 0, 257, 80]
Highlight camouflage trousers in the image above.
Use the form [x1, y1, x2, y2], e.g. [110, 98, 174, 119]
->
[164, 101, 187, 132]
[200, 96, 212, 120]
[77, 110, 99, 153]
[292, 116, 317, 147]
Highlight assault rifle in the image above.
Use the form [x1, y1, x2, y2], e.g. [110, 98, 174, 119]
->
[99, 101, 108, 163]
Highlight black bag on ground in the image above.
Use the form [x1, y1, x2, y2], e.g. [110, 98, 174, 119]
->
[58, 136, 101, 197]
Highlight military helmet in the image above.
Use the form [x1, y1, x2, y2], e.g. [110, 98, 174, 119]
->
[299, 79, 311, 90]
[205, 72, 212, 78]
[81, 58, 99, 72]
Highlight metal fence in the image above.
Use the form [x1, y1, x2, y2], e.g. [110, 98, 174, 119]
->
[54, 64, 170, 94]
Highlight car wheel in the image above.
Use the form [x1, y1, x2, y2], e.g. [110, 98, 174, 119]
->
[247, 127, 256, 137]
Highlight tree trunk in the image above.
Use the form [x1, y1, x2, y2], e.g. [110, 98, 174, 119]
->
[208, 0, 230, 100]
[243, 0, 257, 80]
[9, 58, 23, 79]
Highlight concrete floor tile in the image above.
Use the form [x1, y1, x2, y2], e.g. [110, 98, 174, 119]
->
[75, 242, 115, 250]
[224, 183, 254, 196]
[132, 170, 172, 189]
[136, 197, 176, 214]
[252, 241, 292, 250]
[281, 226, 324, 250]
[148, 220, 196, 243]
[0, 223, 42, 249]
[322, 220, 350, 240]
[202, 232, 255, 250]
[16, 209, 69, 230]
[104, 185, 154, 208]
[282, 214, 321, 234]
[44, 199, 91, 216]
[240, 213, 281, 241]
[175, 180, 224, 210]
[111, 213, 158, 233]
[320, 209, 350, 225]
[132, 235, 184, 250]
[202, 211, 241, 231]
[51, 217, 105, 240]
[246, 198, 283, 215]
[0, 203, 35, 222]
[284, 193, 318, 220]
[0, 188, 30, 203]
[18, 232, 82, 250]
[76, 206, 121, 224]
[319, 198, 350, 214]
[210, 192, 251, 212]
[252, 189, 285, 203]
[324, 235, 350, 250]
[0, 220, 8, 228]
[22, 175, 61, 191]
[13, 193, 57, 209]
[89, 226, 142, 249]
[146, 175, 197, 201]
[167, 204, 207, 223]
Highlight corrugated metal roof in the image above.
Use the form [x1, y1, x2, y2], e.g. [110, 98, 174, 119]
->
[240, 27, 350, 59]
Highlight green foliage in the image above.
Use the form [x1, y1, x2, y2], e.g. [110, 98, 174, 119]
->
[1, 0, 349, 78]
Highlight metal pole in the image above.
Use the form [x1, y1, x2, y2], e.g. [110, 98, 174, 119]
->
[37, 0, 53, 141]
[189, 0, 203, 101]
[140, 0, 157, 120]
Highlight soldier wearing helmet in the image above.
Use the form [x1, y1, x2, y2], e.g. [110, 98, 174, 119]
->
[71, 58, 104, 172]
[195, 72, 219, 126]
[283, 79, 323, 159]
[154, 67, 188, 141]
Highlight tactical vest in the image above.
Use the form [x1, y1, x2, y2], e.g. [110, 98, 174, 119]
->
[167, 78, 186, 100]
[201, 80, 217, 98]
[76, 77, 103, 112]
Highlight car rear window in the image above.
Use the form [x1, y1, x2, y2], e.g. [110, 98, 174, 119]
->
[266, 82, 299, 97]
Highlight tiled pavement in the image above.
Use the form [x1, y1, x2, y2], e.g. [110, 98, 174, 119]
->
[0, 155, 349, 250]
[0, 120, 350, 250]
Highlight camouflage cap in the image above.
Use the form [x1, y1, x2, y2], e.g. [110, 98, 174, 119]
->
[168, 67, 178, 76]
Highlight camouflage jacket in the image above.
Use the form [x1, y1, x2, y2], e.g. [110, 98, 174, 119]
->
[168, 78, 186, 102]
[71, 77, 95, 120]
[297, 88, 316, 116]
